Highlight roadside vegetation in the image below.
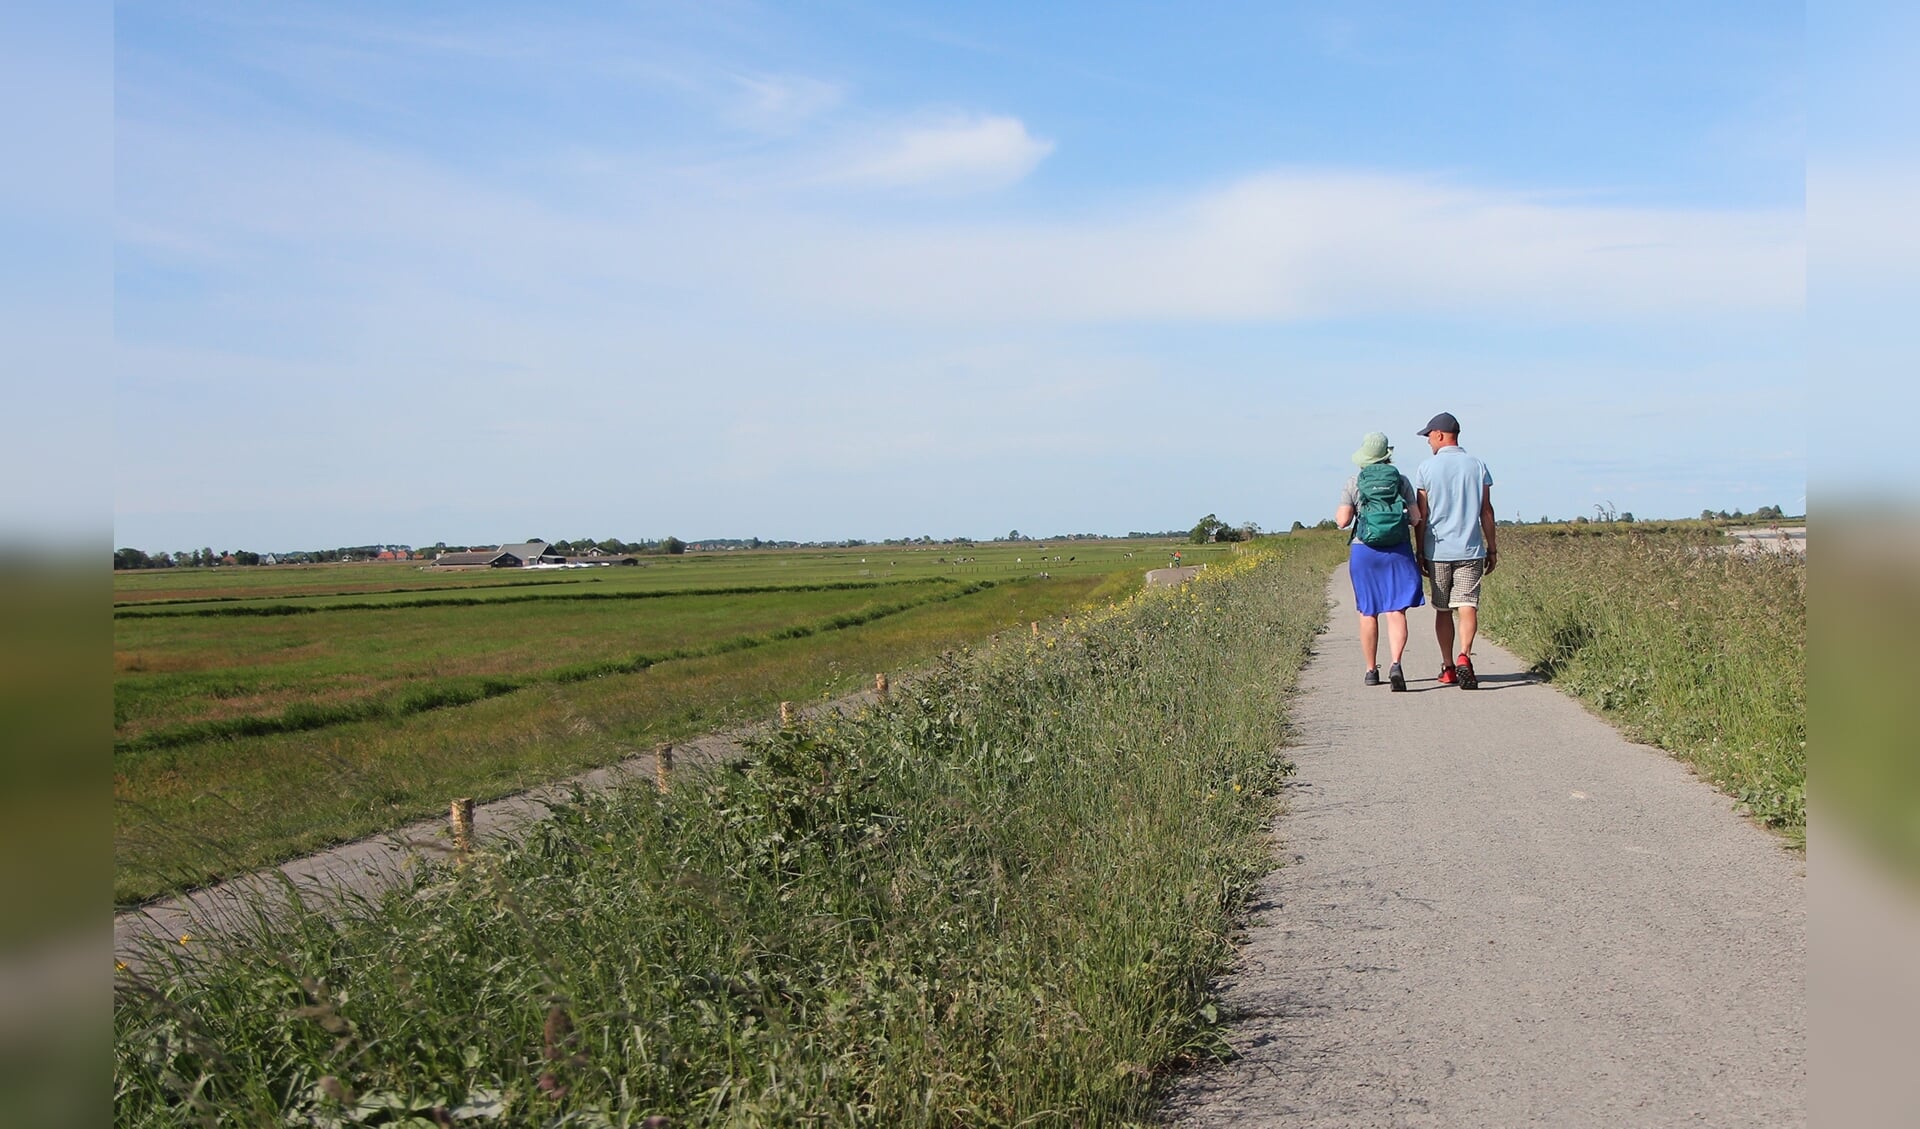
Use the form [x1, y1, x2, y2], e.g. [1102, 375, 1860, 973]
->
[115, 535, 1345, 1127]
[1483, 523, 1805, 841]
[115, 542, 1236, 904]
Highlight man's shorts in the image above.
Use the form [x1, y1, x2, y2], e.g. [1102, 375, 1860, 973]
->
[1429, 558, 1486, 610]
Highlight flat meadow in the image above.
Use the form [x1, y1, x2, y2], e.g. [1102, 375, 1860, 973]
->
[114, 539, 1230, 904]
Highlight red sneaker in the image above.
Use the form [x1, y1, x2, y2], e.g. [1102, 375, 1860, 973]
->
[1455, 653, 1478, 690]
[1437, 664, 1457, 685]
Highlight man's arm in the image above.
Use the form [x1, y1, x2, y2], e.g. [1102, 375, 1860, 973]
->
[1416, 488, 1433, 575]
[1481, 487, 1498, 573]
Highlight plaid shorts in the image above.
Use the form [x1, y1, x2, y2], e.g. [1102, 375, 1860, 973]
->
[1429, 558, 1486, 610]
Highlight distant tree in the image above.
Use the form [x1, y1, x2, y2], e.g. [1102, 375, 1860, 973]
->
[1006, 530, 1022, 542]
[1313, 518, 1338, 531]
[114, 548, 151, 570]
[201, 547, 214, 567]
[1290, 520, 1306, 532]
[235, 550, 261, 566]
[1619, 512, 1635, 523]
[662, 536, 687, 555]
[1700, 509, 1716, 521]
[1189, 513, 1225, 544]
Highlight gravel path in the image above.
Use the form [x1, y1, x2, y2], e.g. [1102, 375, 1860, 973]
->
[1166, 564, 1805, 1127]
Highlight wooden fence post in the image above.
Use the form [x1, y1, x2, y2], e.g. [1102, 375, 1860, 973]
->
[779, 701, 795, 728]
[450, 798, 475, 853]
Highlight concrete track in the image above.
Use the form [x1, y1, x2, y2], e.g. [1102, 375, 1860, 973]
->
[1166, 564, 1804, 1127]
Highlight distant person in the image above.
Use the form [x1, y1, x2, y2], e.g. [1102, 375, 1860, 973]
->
[1336, 432, 1425, 691]
[1412, 412, 1496, 689]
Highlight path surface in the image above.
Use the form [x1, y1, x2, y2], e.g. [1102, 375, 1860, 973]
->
[113, 693, 878, 963]
[1166, 565, 1804, 1127]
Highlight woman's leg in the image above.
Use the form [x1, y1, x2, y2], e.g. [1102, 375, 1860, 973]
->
[1384, 609, 1409, 664]
[1358, 613, 1380, 670]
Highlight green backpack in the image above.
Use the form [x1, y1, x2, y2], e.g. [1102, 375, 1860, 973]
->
[1353, 464, 1410, 548]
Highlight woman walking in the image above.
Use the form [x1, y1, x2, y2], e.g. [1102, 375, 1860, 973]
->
[1336, 432, 1425, 690]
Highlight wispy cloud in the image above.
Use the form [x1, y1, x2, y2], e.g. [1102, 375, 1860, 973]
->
[751, 171, 1800, 323]
[722, 71, 845, 133]
[119, 115, 1798, 331]
[824, 114, 1054, 191]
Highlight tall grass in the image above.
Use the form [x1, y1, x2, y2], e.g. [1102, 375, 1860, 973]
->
[114, 535, 1344, 1126]
[1483, 525, 1805, 839]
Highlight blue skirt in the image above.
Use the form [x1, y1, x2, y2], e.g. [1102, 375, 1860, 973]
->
[1349, 540, 1425, 616]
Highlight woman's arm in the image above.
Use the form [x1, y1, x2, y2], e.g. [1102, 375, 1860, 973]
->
[1335, 503, 1356, 530]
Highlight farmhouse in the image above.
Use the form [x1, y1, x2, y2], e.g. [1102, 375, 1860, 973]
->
[430, 541, 570, 569]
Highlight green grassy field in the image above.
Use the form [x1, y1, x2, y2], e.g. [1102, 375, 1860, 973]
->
[114, 535, 1348, 1127]
[115, 540, 1237, 904]
[1482, 523, 1806, 841]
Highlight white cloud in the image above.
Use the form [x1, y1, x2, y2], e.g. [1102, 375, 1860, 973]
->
[827, 114, 1053, 191]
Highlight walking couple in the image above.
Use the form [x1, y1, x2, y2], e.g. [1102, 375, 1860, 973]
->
[1335, 411, 1497, 691]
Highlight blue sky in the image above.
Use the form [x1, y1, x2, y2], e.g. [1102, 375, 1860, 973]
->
[108, 1, 1808, 550]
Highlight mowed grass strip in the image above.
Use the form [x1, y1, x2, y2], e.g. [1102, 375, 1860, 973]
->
[113, 577, 949, 618]
[115, 572, 1138, 904]
[114, 537, 1345, 1126]
[1482, 523, 1805, 840]
[115, 582, 965, 743]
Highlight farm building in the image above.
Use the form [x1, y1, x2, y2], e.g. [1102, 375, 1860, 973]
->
[431, 541, 570, 569]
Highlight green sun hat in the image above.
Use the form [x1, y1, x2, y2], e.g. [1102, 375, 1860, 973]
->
[1351, 432, 1393, 466]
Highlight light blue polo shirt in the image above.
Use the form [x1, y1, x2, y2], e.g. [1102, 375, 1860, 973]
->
[1413, 445, 1493, 561]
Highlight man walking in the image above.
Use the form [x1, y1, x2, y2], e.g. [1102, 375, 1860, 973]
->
[1413, 412, 1497, 689]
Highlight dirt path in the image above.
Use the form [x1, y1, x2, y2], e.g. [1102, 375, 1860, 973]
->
[113, 692, 879, 964]
[1166, 565, 1804, 1127]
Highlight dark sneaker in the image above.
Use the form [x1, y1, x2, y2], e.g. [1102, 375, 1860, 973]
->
[1388, 663, 1407, 692]
[1363, 668, 1381, 687]
[1437, 664, 1457, 686]
[1455, 653, 1478, 690]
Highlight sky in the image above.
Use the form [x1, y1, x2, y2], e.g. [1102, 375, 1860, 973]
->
[105, 1, 1809, 551]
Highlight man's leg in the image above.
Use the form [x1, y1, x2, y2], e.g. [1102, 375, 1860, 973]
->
[1358, 613, 1380, 670]
[1457, 605, 1478, 657]
[1434, 607, 1455, 663]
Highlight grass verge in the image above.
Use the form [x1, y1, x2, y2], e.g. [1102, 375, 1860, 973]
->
[1482, 525, 1805, 841]
[114, 535, 1343, 1126]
